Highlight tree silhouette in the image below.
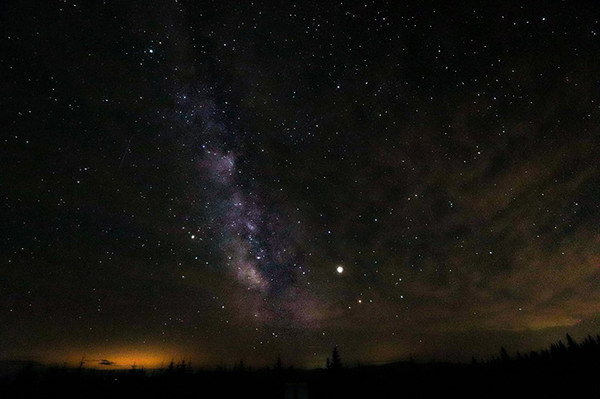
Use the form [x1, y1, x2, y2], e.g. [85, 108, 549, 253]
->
[566, 333, 579, 351]
[500, 346, 510, 362]
[330, 346, 342, 370]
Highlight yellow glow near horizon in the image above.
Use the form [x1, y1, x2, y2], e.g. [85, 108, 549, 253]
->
[41, 346, 189, 369]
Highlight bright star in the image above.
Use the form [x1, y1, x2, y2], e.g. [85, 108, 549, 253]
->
[336, 266, 344, 274]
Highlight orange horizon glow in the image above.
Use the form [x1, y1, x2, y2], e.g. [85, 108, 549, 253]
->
[35, 346, 196, 370]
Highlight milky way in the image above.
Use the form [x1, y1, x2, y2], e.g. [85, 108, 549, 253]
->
[3, 0, 600, 368]
[169, 86, 322, 329]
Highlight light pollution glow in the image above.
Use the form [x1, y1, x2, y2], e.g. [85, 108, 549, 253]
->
[39, 346, 187, 370]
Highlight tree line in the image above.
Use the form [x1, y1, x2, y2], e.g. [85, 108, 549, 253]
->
[474, 333, 600, 367]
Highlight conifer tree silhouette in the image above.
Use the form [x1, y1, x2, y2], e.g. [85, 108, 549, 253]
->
[566, 333, 579, 350]
[330, 346, 342, 370]
[500, 346, 510, 362]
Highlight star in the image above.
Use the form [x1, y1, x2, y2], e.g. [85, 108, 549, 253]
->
[4, 0, 599, 370]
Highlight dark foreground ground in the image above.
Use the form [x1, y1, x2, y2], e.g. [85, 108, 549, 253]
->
[1, 358, 599, 399]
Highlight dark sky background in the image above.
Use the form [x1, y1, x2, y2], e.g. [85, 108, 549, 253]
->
[2, 0, 600, 369]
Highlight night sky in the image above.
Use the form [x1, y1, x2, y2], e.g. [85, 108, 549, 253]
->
[3, 1, 600, 369]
